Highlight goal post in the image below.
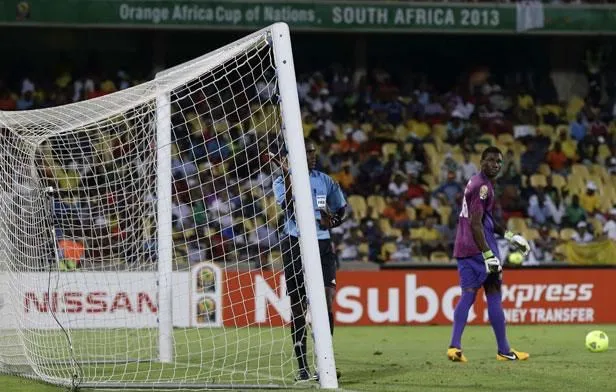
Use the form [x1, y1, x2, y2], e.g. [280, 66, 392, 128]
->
[0, 22, 338, 390]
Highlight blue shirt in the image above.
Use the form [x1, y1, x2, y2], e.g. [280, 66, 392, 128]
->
[273, 170, 347, 240]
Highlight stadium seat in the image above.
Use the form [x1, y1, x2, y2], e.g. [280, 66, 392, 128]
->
[381, 242, 397, 261]
[382, 143, 398, 158]
[551, 174, 566, 189]
[589, 218, 603, 236]
[507, 217, 528, 233]
[571, 164, 590, 179]
[405, 207, 417, 221]
[430, 251, 450, 263]
[479, 134, 496, 146]
[497, 133, 515, 145]
[537, 124, 554, 138]
[403, 143, 414, 154]
[358, 242, 370, 259]
[367, 195, 387, 218]
[538, 163, 551, 177]
[348, 195, 367, 220]
[379, 218, 393, 235]
[530, 174, 547, 188]
[555, 124, 569, 137]
[433, 124, 447, 140]
[438, 206, 452, 225]
[560, 228, 577, 241]
[598, 144, 611, 162]
[524, 228, 540, 241]
[549, 229, 560, 239]
[389, 228, 402, 238]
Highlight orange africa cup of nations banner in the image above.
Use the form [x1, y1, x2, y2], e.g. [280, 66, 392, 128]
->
[224, 269, 612, 326]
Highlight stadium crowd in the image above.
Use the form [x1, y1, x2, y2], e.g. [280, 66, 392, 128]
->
[3, 47, 616, 269]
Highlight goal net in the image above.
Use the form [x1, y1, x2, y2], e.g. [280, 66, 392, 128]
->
[0, 23, 336, 390]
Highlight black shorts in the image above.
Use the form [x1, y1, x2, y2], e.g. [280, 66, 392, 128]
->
[281, 235, 337, 302]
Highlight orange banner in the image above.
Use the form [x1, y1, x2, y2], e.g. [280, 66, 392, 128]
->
[223, 269, 615, 326]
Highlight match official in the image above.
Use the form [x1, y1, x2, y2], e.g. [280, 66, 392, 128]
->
[272, 139, 347, 382]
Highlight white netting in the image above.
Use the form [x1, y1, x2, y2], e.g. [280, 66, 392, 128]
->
[0, 25, 319, 389]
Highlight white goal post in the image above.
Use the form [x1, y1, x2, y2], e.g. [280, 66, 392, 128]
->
[0, 22, 337, 390]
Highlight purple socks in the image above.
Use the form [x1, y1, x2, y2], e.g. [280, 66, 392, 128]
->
[486, 292, 511, 354]
[450, 290, 511, 354]
[450, 290, 476, 349]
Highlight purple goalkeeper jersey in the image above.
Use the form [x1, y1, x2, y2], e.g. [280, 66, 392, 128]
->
[453, 172, 499, 259]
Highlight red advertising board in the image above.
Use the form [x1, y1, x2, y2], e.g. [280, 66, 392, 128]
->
[223, 269, 614, 326]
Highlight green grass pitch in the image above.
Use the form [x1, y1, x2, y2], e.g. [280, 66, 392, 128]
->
[1, 325, 614, 391]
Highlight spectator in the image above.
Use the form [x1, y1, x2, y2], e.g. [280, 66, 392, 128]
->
[382, 199, 410, 229]
[571, 221, 594, 243]
[545, 141, 569, 174]
[499, 149, 521, 186]
[459, 151, 478, 183]
[603, 208, 616, 241]
[545, 192, 566, 226]
[570, 112, 587, 142]
[389, 227, 414, 263]
[417, 216, 446, 256]
[579, 181, 601, 216]
[527, 193, 552, 226]
[332, 162, 355, 193]
[565, 195, 587, 227]
[406, 173, 427, 206]
[338, 229, 365, 262]
[520, 142, 545, 176]
[434, 170, 463, 206]
[446, 110, 466, 145]
[387, 171, 408, 198]
[530, 226, 556, 262]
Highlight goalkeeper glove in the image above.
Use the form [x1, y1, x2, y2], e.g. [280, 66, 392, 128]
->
[504, 231, 531, 256]
[482, 250, 502, 274]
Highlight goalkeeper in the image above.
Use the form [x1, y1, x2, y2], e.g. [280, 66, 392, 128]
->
[272, 139, 347, 381]
[448, 146, 530, 363]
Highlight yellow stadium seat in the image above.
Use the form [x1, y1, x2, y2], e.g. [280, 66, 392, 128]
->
[422, 174, 437, 189]
[556, 124, 569, 137]
[551, 174, 566, 189]
[549, 229, 560, 239]
[405, 207, 417, 221]
[379, 218, 393, 234]
[471, 153, 481, 168]
[591, 164, 609, 184]
[395, 125, 410, 142]
[479, 134, 496, 146]
[381, 242, 397, 261]
[430, 251, 451, 263]
[537, 124, 554, 137]
[433, 124, 447, 140]
[361, 123, 373, 133]
[530, 174, 547, 188]
[508, 217, 528, 233]
[589, 218, 603, 236]
[525, 228, 540, 241]
[571, 164, 590, 179]
[598, 144, 611, 162]
[403, 143, 414, 154]
[438, 206, 452, 225]
[538, 163, 551, 177]
[358, 242, 370, 257]
[348, 195, 367, 221]
[560, 228, 577, 241]
[410, 229, 422, 240]
[367, 195, 387, 218]
[390, 228, 402, 238]
[382, 143, 398, 158]
[497, 133, 515, 145]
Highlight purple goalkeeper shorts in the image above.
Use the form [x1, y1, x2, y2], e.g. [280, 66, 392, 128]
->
[456, 255, 502, 290]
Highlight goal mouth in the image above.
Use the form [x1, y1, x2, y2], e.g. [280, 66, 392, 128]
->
[0, 23, 337, 390]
